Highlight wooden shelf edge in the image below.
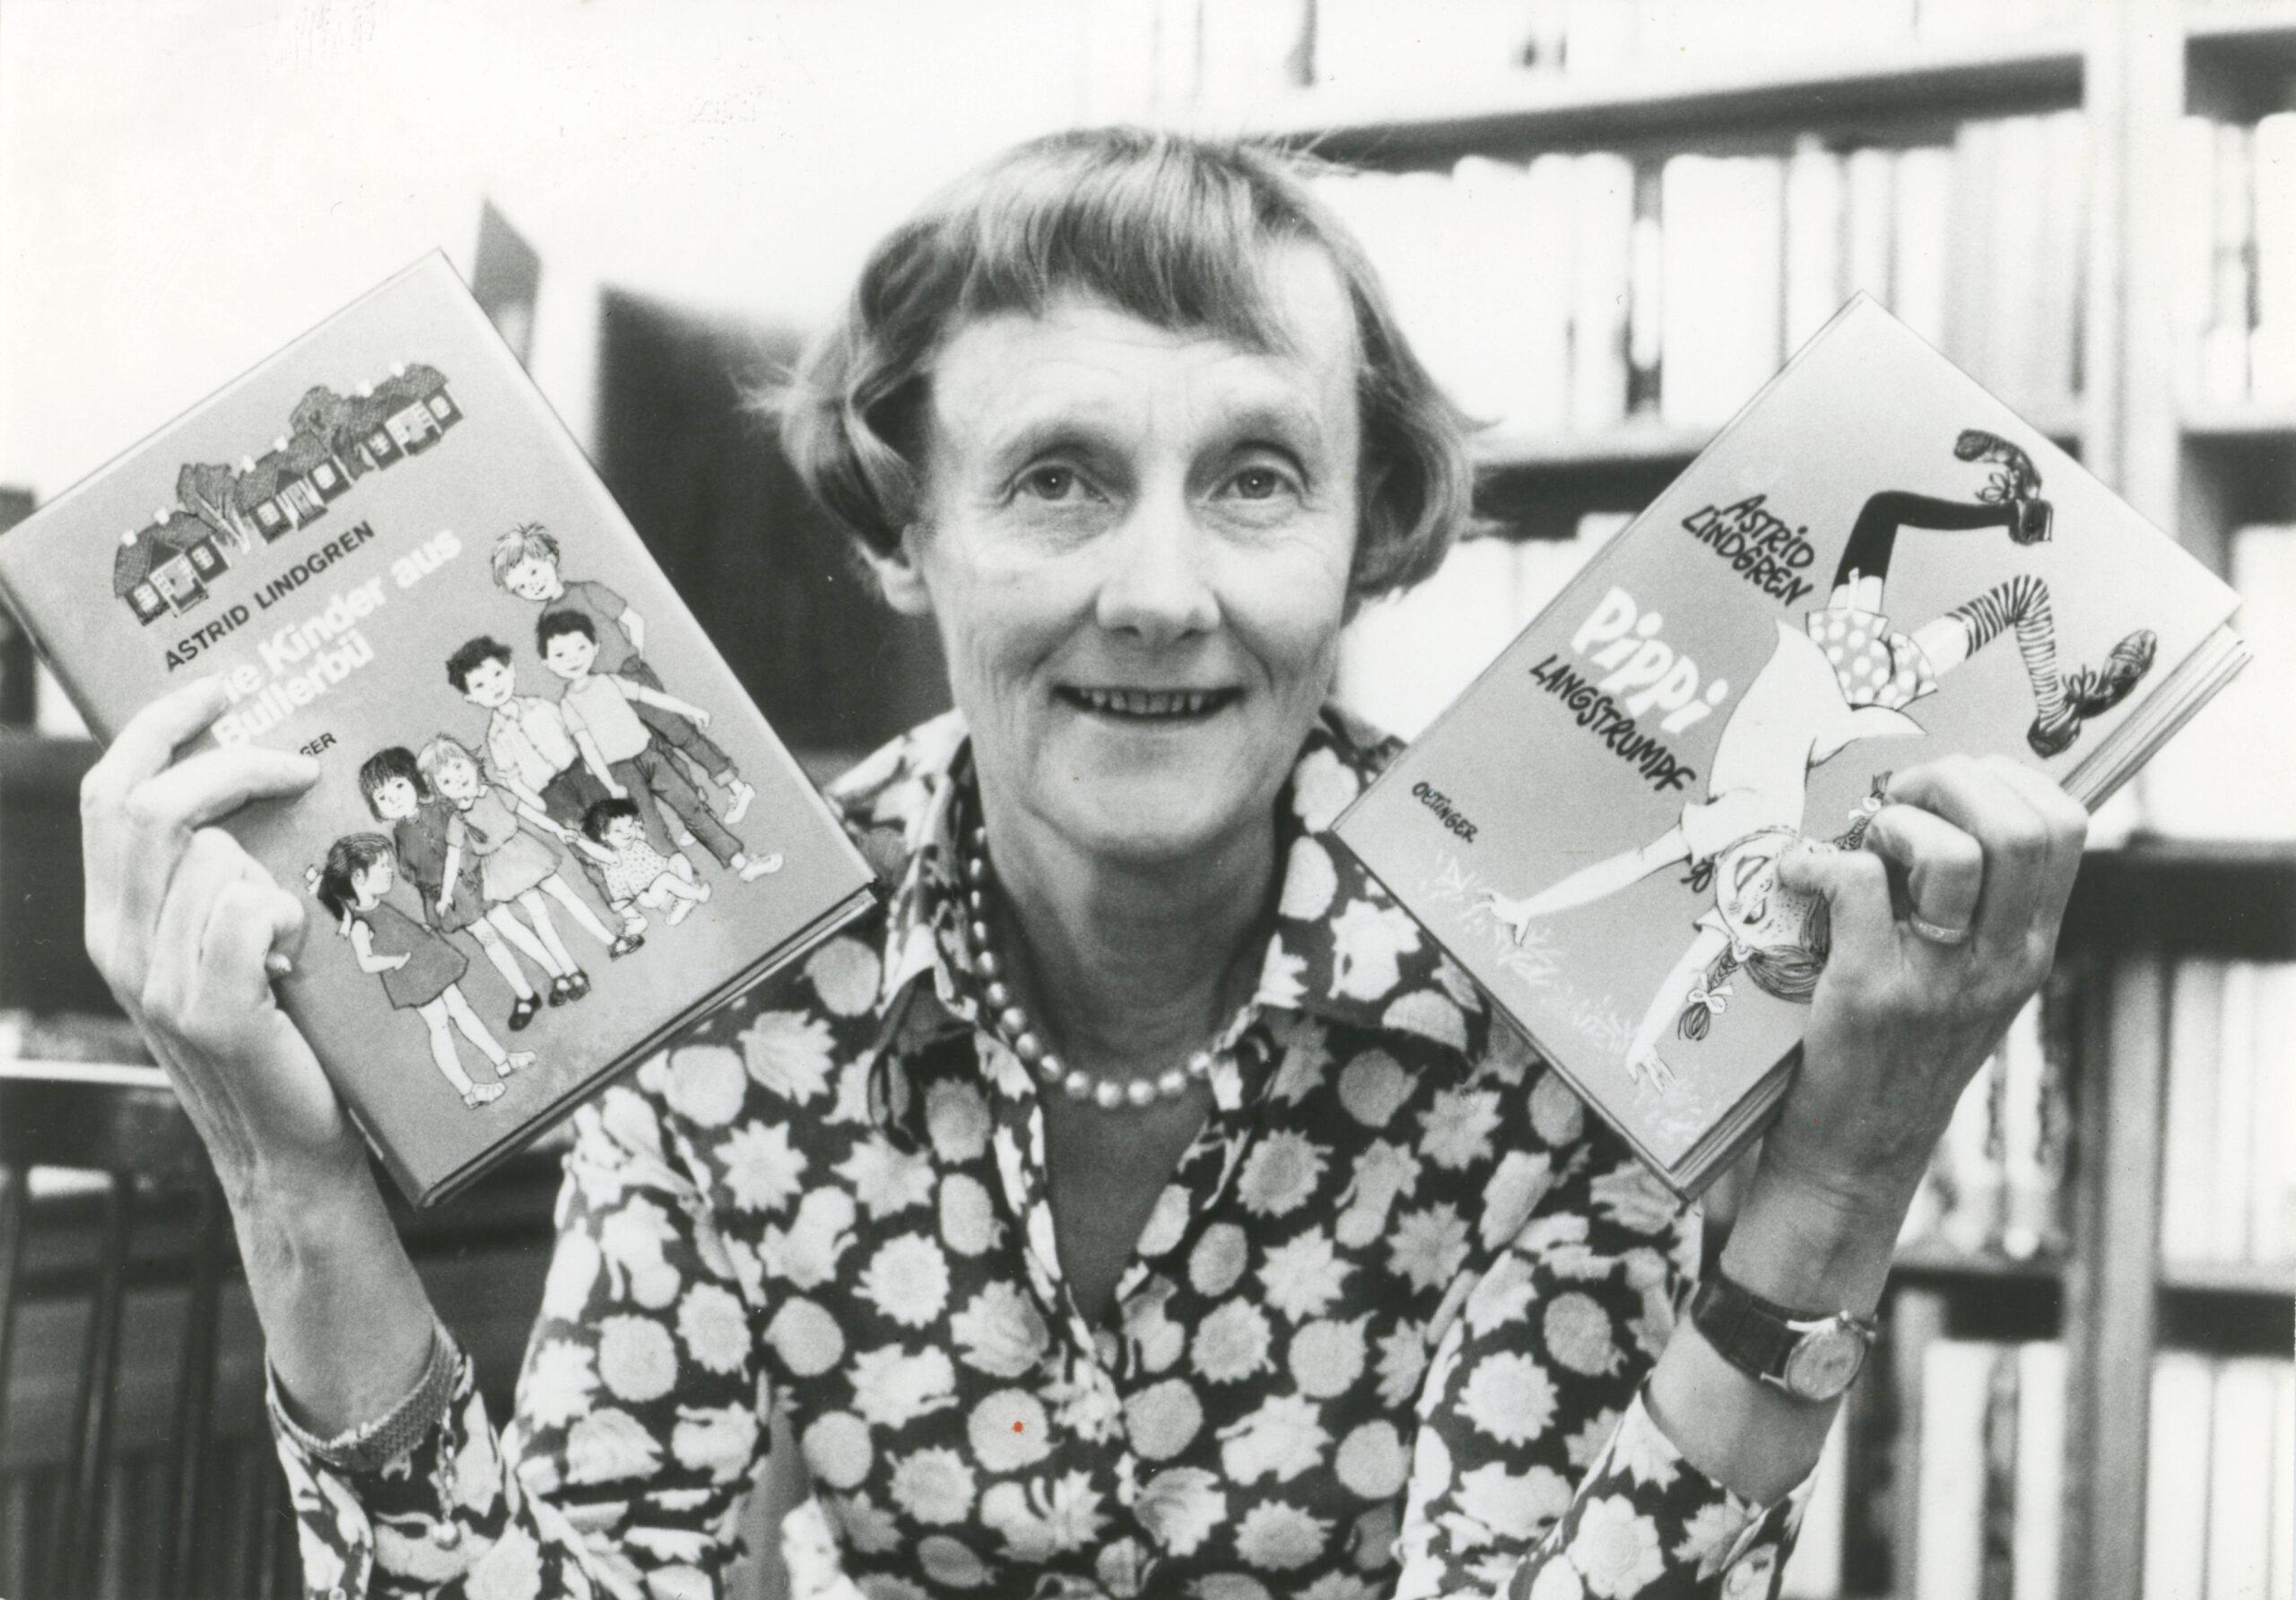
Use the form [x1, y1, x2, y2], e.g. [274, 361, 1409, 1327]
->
[1194, 32, 2085, 157]
[1892, 1243, 2070, 1284]
[2179, 404, 2296, 440]
[2182, 2, 2296, 46]
[2157, 1260, 2296, 1297]
[1473, 401, 2083, 476]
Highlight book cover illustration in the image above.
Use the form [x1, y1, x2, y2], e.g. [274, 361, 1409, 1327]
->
[1335, 299, 2244, 1189]
[0, 257, 876, 1204]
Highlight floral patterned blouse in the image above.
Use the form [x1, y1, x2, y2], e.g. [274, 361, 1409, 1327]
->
[274, 709, 1808, 1600]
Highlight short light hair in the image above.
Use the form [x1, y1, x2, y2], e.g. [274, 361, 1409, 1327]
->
[490, 523, 561, 588]
[415, 735, 483, 789]
[776, 126, 1473, 598]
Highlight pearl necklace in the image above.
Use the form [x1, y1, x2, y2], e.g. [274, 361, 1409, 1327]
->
[958, 817, 1213, 1111]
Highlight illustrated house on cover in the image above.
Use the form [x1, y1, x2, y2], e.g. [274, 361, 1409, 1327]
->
[343, 384, 404, 471]
[279, 426, 354, 503]
[291, 386, 382, 483]
[376, 362, 459, 454]
[231, 448, 326, 543]
[116, 512, 229, 623]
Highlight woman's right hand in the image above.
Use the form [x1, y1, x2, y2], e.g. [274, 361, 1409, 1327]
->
[80, 676, 362, 1204]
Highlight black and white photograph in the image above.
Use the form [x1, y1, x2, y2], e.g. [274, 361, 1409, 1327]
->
[0, 3, 2290, 1596]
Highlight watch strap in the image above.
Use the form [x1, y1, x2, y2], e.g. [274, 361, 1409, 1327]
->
[1690, 1273, 1876, 1394]
[1689, 1274, 1804, 1380]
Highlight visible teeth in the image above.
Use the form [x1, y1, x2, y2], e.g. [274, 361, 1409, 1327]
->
[1077, 689, 1218, 716]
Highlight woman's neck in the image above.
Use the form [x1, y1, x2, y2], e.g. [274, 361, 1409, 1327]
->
[977, 790, 1276, 1081]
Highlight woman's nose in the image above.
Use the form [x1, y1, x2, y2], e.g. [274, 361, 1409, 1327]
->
[1093, 495, 1220, 644]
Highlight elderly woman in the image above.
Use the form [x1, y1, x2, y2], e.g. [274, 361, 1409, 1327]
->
[81, 129, 2084, 1599]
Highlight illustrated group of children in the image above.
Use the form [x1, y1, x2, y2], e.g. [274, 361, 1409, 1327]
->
[307, 525, 784, 1109]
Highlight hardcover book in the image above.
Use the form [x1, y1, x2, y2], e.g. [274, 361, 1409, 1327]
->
[0, 256, 877, 1205]
[1334, 298, 2248, 1196]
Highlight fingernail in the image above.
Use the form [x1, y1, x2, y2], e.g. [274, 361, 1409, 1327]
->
[265, 952, 294, 980]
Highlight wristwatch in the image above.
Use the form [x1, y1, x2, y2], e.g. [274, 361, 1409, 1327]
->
[1689, 1272, 1877, 1403]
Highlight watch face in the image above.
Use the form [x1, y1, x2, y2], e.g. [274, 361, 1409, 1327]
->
[1783, 1321, 1868, 1401]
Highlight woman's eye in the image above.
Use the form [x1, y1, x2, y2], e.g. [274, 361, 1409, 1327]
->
[1221, 460, 1301, 505]
[1019, 465, 1087, 501]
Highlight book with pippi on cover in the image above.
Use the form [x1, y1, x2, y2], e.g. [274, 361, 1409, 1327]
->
[1334, 297, 2248, 1197]
[0, 255, 877, 1206]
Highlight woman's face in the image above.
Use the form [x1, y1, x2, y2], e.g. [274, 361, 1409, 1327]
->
[893, 243, 1362, 869]
[1714, 828, 1815, 954]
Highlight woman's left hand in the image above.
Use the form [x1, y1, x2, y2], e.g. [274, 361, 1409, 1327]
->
[1761, 752, 2088, 1228]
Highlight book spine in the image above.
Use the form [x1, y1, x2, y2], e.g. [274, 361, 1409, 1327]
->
[2144, 1353, 2214, 1600]
[2171, 117, 2219, 407]
[2011, 1343, 2065, 1600]
[2252, 113, 2296, 404]
[2205, 1360, 2277, 1600]
[1842, 144, 1896, 310]
[1989, 116, 2048, 408]
[1785, 137, 1848, 353]
[2204, 121, 2254, 404]
[2032, 110, 2088, 405]
[1891, 143, 1953, 349]
[2248, 963, 2296, 1265]
[1627, 160, 1665, 415]
[2208, 961, 2258, 1263]
[2272, 1364, 2295, 1600]
[1946, 118, 2002, 385]
[1570, 152, 1636, 431]
[1919, 1340, 1995, 1600]
[2159, 959, 2226, 1264]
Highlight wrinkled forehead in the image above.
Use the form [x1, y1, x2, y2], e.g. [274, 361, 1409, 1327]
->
[926, 243, 1363, 448]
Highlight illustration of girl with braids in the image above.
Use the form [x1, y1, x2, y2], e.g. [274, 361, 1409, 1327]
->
[308, 836, 533, 1109]
[1481, 430, 2157, 1091]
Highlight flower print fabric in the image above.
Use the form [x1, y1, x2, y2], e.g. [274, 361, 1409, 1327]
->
[273, 709, 1809, 1599]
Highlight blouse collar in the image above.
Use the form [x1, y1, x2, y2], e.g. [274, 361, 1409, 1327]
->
[835, 707, 1485, 1074]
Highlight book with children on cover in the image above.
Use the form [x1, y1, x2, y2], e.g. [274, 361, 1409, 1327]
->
[0, 255, 877, 1206]
[1335, 298, 2250, 1198]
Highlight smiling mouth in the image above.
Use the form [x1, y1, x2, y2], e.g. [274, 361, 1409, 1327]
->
[1059, 687, 1239, 720]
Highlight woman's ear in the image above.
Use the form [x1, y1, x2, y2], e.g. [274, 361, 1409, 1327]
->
[865, 524, 934, 617]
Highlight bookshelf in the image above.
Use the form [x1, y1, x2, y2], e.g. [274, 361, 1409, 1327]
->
[1220, 4, 2296, 1598]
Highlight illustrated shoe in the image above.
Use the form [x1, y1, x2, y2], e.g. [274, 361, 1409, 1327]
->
[508, 995, 541, 1031]
[1954, 427, 2042, 500]
[500, 1050, 536, 1075]
[668, 895, 699, 926]
[2066, 629, 2157, 715]
[737, 852, 784, 883]
[609, 931, 647, 959]
[2028, 700, 2083, 758]
[463, 1081, 507, 1109]
[563, 969, 591, 1000]
[723, 778, 756, 825]
[548, 975, 578, 1005]
[2010, 496, 2054, 545]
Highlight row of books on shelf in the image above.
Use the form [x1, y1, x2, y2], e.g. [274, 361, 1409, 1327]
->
[2144, 1352, 2296, 1600]
[2158, 958, 2296, 1270]
[1307, 0, 2087, 95]
[2171, 113, 2296, 409]
[1310, 111, 2087, 443]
